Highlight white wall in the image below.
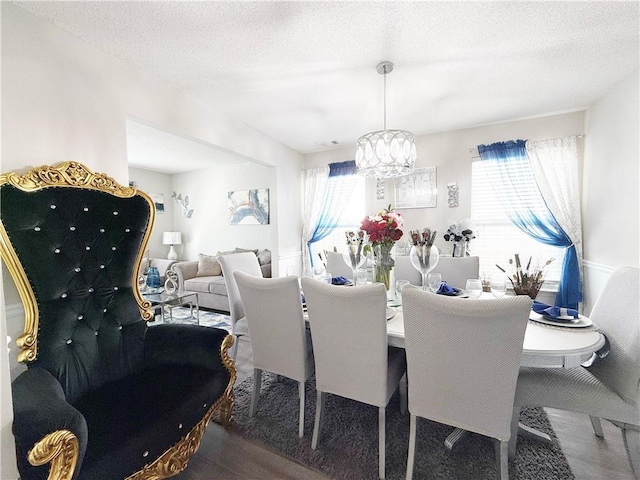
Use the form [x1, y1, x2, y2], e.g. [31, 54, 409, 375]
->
[304, 111, 585, 254]
[128, 167, 175, 258]
[582, 69, 639, 313]
[171, 162, 277, 261]
[1, 4, 302, 469]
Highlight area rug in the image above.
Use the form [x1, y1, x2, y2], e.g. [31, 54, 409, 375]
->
[150, 307, 232, 333]
[232, 373, 574, 480]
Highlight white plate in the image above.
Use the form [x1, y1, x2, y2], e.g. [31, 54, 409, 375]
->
[529, 311, 593, 328]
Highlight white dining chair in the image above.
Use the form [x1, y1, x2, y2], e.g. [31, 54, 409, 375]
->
[301, 277, 407, 480]
[394, 255, 421, 285]
[510, 266, 640, 478]
[325, 250, 353, 278]
[219, 252, 264, 360]
[429, 255, 480, 289]
[402, 287, 532, 480]
[234, 272, 314, 437]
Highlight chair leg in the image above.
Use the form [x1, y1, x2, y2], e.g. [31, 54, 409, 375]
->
[590, 415, 605, 438]
[622, 427, 640, 480]
[399, 373, 408, 415]
[406, 414, 417, 480]
[379, 407, 386, 480]
[496, 440, 509, 480]
[249, 369, 262, 417]
[508, 406, 519, 459]
[312, 391, 326, 450]
[298, 381, 305, 438]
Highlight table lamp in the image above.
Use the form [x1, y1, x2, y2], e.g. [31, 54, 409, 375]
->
[162, 231, 182, 260]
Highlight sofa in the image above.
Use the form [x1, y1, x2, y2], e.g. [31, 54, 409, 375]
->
[173, 248, 272, 312]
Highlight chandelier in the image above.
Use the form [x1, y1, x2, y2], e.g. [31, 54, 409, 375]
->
[355, 61, 416, 179]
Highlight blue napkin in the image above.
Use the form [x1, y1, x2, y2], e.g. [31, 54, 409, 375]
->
[436, 281, 457, 295]
[331, 276, 352, 286]
[532, 300, 579, 319]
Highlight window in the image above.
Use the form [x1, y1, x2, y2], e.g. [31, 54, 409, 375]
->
[310, 175, 365, 265]
[471, 159, 563, 286]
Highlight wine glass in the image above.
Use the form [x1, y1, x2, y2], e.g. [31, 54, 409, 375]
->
[343, 245, 366, 285]
[395, 279, 410, 304]
[409, 244, 440, 291]
[427, 272, 442, 292]
[465, 279, 483, 299]
[491, 278, 507, 298]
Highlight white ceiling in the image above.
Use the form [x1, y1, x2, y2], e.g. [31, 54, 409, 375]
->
[16, 1, 640, 159]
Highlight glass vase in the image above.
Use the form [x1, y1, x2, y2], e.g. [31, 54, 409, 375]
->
[452, 241, 467, 257]
[409, 245, 440, 290]
[146, 267, 161, 289]
[343, 244, 366, 285]
[371, 243, 395, 296]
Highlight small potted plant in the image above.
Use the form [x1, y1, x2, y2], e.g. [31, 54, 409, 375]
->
[443, 220, 476, 257]
[496, 254, 555, 299]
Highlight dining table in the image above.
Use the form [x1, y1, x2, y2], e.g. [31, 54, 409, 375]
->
[385, 292, 607, 449]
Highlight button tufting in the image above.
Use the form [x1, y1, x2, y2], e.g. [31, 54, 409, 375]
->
[125, 228, 130, 233]
[54, 248, 60, 254]
[50, 204, 56, 209]
[114, 286, 119, 291]
[178, 423, 183, 429]
[99, 228, 105, 233]
[111, 246, 117, 251]
[113, 211, 119, 216]
[142, 451, 149, 458]
[83, 207, 89, 212]
[88, 288, 94, 293]
[119, 325, 123, 330]
[100, 265, 105, 269]
[103, 309, 107, 313]
[77, 315, 83, 320]
[66, 339, 72, 345]
[203, 404, 207, 408]
[85, 246, 91, 251]
[69, 226, 76, 231]
[95, 331, 99, 336]
[74, 267, 81, 273]
[34, 227, 41, 232]
[61, 293, 68, 299]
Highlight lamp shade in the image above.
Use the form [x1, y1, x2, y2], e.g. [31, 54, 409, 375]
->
[162, 231, 182, 245]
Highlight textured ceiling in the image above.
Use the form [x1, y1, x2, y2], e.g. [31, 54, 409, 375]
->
[16, 1, 640, 158]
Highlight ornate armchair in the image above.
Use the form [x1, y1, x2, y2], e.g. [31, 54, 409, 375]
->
[1, 162, 236, 480]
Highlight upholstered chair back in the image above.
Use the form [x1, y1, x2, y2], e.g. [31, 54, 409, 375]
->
[587, 266, 639, 405]
[402, 288, 531, 441]
[301, 278, 391, 407]
[325, 250, 352, 278]
[0, 163, 153, 403]
[218, 252, 263, 330]
[430, 256, 480, 289]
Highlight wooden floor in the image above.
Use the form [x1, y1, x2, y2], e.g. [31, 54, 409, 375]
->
[177, 336, 634, 480]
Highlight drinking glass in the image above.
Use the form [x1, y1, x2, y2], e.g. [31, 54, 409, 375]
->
[427, 272, 442, 292]
[409, 244, 440, 291]
[356, 269, 368, 286]
[465, 279, 483, 298]
[491, 278, 507, 298]
[343, 245, 367, 285]
[395, 279, 410, 304]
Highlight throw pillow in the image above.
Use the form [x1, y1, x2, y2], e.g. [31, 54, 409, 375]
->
[217, 249, 235, 257]
[234, 247, 259, 255]
[257, 249, 271, 266]
[197, 253, 222, 277]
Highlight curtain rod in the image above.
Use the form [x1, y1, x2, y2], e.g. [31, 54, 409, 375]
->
[467, 134, 584, 154]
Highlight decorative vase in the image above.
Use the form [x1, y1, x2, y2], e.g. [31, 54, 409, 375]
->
[409, 244, 440, 290]
[452, 241, 467, 257]
[371, 243, 395, 298]
[343, 244, 366, 285]
[146, 267, 161, 289]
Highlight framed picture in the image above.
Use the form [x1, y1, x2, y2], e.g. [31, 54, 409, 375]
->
[149, 192, 165, 214]
[394, 167, 437, 209]
[228, 188, 270, 225]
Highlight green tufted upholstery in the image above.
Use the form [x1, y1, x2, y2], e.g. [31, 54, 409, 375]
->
[2, 163, 235, 480]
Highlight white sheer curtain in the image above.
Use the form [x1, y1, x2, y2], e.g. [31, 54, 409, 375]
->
[301, 166, 330, 275]
[525, 136, 583, 280]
